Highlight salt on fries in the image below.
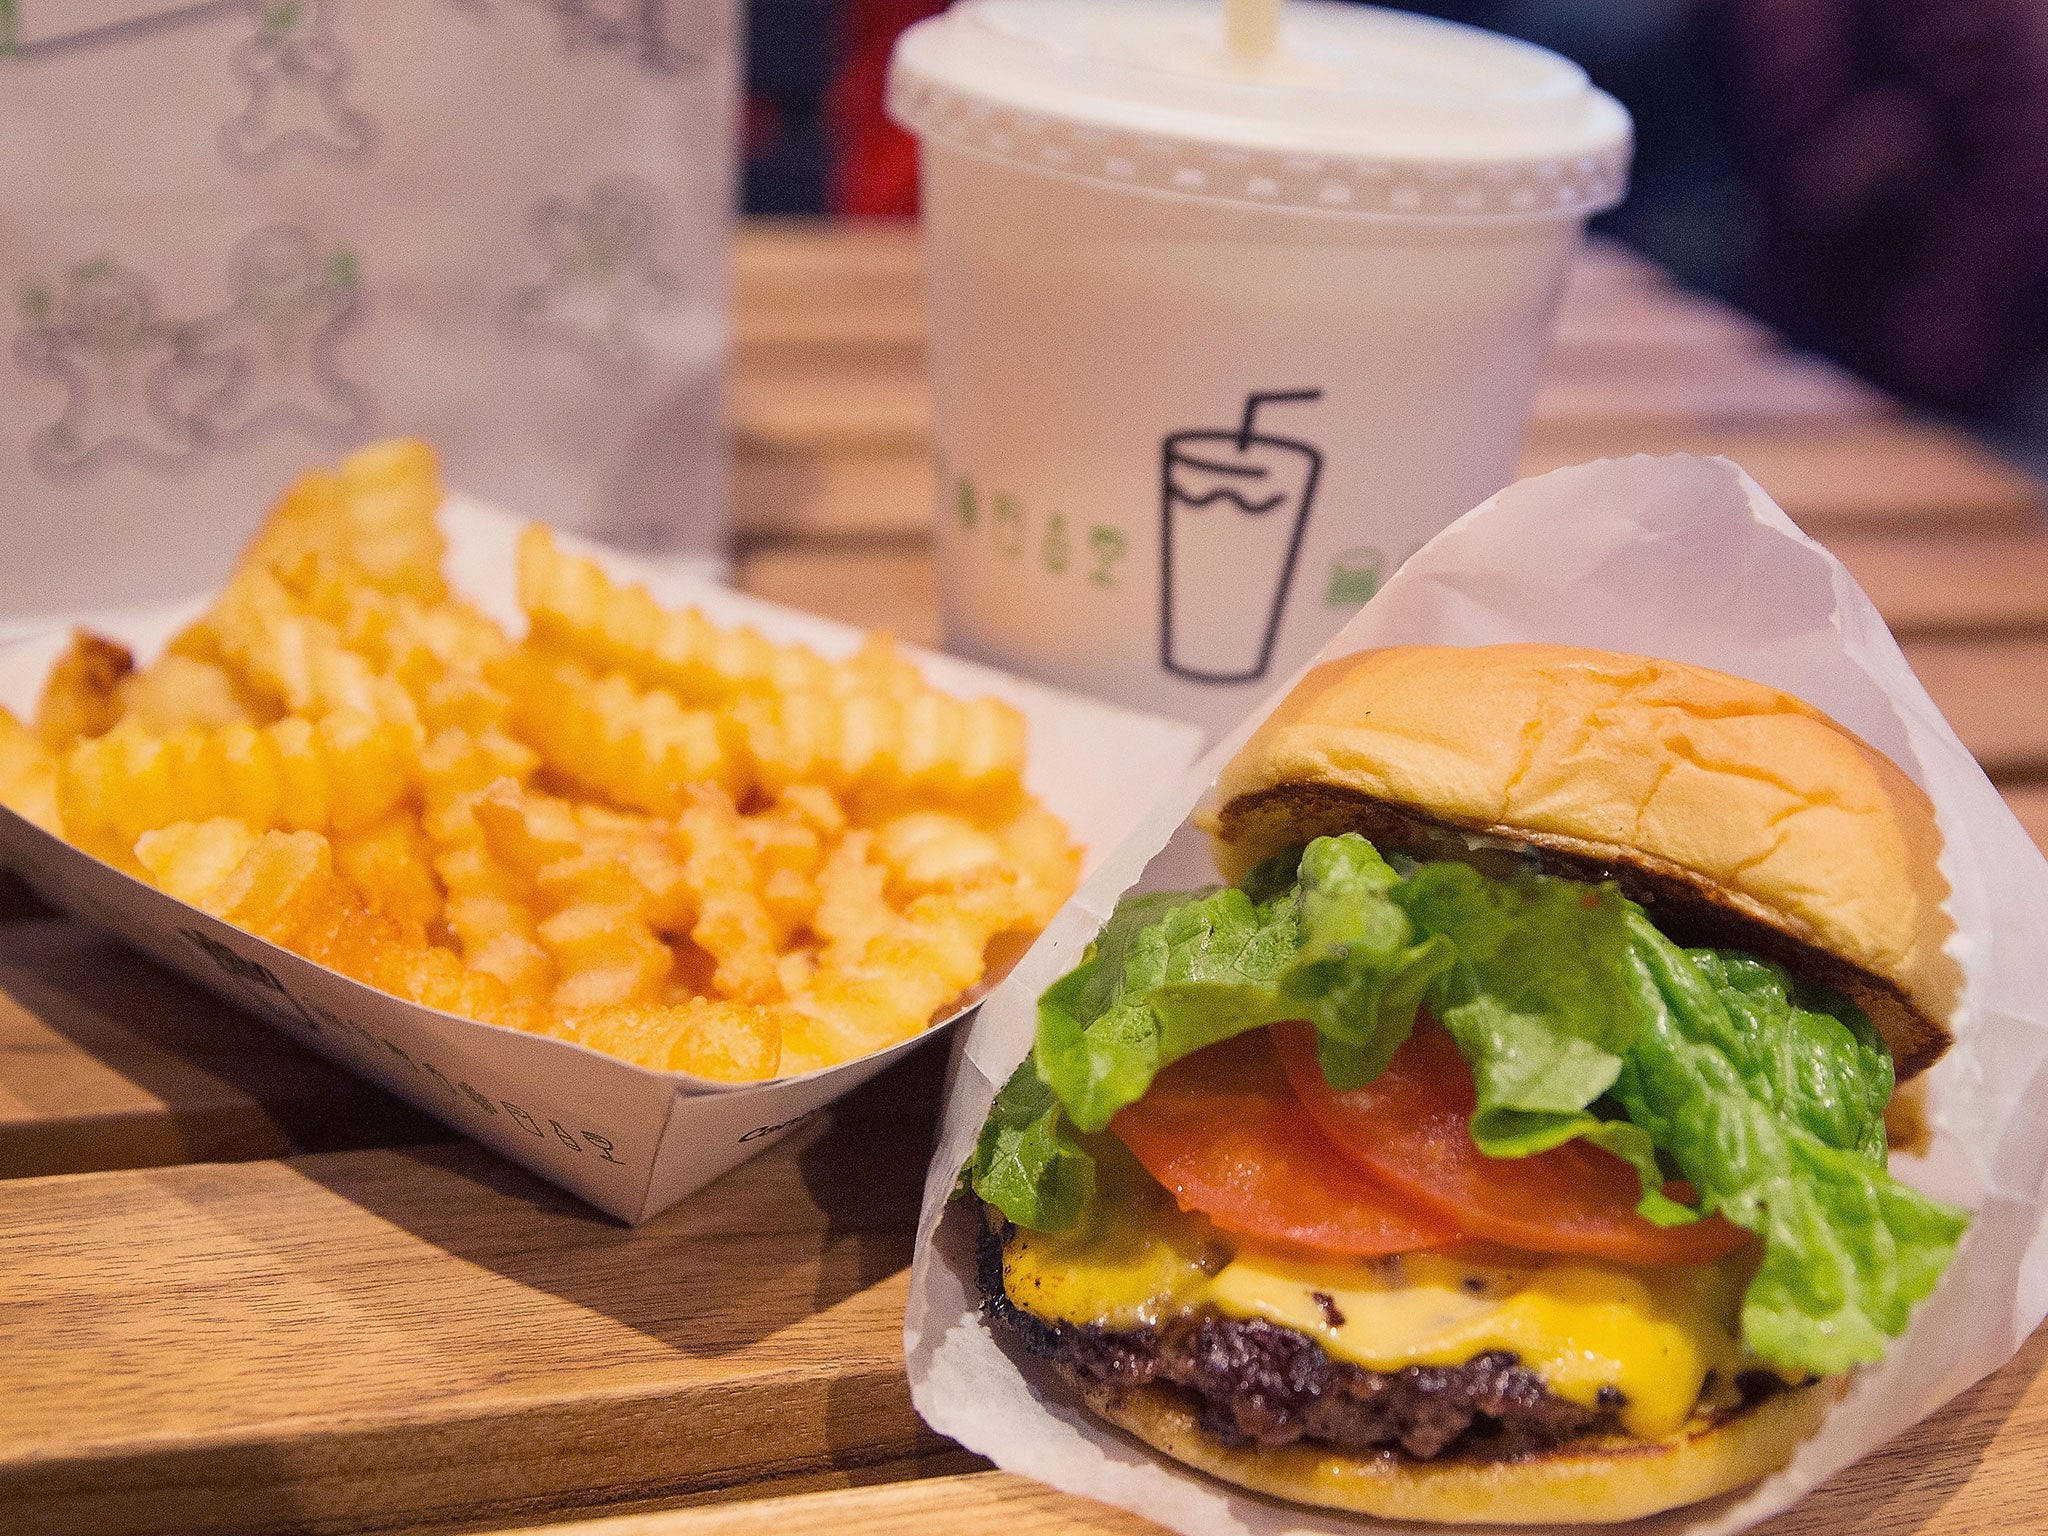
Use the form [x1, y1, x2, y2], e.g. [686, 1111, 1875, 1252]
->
[0, 440, 1081, 1081]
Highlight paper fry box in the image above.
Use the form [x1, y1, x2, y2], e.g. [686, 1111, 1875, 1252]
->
[905, 454, 2048, 1534]
[0, 497, 1203, 1223]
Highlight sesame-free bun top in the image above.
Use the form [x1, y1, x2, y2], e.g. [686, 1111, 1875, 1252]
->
[1208, 644, 1957, 1078]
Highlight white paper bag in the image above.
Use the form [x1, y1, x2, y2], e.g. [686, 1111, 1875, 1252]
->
[1, 0, 736, 623]
[905, 454, 2048, 1534]
[0, 496, 1206, 1222]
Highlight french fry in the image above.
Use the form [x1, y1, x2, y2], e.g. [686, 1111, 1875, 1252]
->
[434, 836, 554, 1001]
[729, 681, 1028, 812]
[118, 653, 263, 734]
[519, 524, 835, 703]
[0, 704, 63, 835]
[500, 646, 742, 812]
[60, 711, 420, 849]
[333, 810, 444, 934]
[238, 439, 448, 603]
[34, 631, 133, 750]
[197, 829, 534, 1030]
[198, 567, 419, 728]
[780, 878, 1023, 1077]
[677, 785, 788, 1003]
[15, 440, 1082, 1082]
[471, 781, 676, 1011]
[559, 997, 783, 1081]
[134, 818, 260, 906]
[304, 572, 510, 703]
[992, 800, 1085, 929]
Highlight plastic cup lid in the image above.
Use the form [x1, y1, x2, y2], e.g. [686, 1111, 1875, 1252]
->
[889, 0, 1632, 218]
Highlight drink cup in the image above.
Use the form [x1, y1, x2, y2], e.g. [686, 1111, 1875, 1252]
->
[889, 0, 1631, 736]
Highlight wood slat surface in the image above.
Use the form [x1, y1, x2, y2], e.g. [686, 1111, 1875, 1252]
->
[0, 920, 439, 1178]
[738, 532, 2048, 649]
[729, 419, 2041, 550]
[1898, 635, 2048, 779]
[0, 1041, 963, 1536]
[1519, 420, 2042, 533]
[1830, 531, 2048, 634]
[735, 540, 2048, 782]
[2005, 784, 2048, 853]
[492, 1321, 2048, 1536]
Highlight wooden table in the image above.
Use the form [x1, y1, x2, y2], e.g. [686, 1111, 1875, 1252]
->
[4, 220, 2047, 1536]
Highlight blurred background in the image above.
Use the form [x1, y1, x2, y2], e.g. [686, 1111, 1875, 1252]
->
[744, 0, 2048, 479]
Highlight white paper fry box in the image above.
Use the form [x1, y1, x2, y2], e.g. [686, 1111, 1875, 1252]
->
[0, 497, 1204, 1224]
[905, 454, 2048, 1535]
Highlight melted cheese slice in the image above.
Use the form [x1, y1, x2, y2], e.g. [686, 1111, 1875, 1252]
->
[1205, 1249, 1745, 1440]
[1001, 1148, 1750, 1441]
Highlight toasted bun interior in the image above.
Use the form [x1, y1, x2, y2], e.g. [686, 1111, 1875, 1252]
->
[1208, 644, 1956, 1078]
[1078, 1376, 1836, 1526]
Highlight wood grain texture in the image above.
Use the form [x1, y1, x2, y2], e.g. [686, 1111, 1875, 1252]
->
[0, 1039, 955, 1536]
[735, 534, 2048, 652]
[737, 547, 940, 648]
[1899, 635, 2048, 777]
[478, 1326, 2048, 1536]
[1530, 349, 1888, 425]
[732, 445, 932, 544]
[1831, 532, 2048, 634]
[0, 920, 439, 1178]
[731, 544, 2048, 779]
[512, 1331, 2048, 1536]
[1519, 420, 2041, 532]
[726, 350, 1888, 450]
[726, 421, 2039, 550]
[2004, 783, 2048, 854]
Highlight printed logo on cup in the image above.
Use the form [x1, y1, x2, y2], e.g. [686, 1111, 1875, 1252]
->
[1160, 389, 1324, 685]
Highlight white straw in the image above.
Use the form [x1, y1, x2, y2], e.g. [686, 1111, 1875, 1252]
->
[1224, 0, 1281, 60]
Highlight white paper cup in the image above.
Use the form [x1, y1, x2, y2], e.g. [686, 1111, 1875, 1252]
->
[889, 0, 1631, 736]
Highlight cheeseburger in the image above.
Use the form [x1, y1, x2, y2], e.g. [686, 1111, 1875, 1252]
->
[965, 644, 1968, 1524]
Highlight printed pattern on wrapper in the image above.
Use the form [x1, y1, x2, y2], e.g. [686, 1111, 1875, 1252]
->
[0, 0, 737, 614]
[15, 226, 368, 479]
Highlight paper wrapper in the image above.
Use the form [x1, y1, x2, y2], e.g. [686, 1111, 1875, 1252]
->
[905, 454, 2048, 1533]
[0, 497, 1203, 1224]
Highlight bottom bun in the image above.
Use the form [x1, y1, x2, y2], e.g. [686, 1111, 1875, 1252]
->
[1073, 1376, 1839, 1526]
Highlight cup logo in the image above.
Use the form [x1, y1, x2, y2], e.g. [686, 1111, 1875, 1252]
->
[1159, 389, 1324, 684]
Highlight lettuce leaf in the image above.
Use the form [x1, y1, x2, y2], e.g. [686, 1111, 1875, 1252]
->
[1613, 912, 1968, 1374]
[1390, 861, 1692, 1221]
[965, 831, 1966, 1379]
[1034, 837, 1453, 1137]
[969, 1058, 1095, 1233]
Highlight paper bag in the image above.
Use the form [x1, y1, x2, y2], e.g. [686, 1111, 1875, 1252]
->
[1, 0, 736, 623]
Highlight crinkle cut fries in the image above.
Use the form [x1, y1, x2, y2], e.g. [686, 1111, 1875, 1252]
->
[0, 440, 1080, 1081]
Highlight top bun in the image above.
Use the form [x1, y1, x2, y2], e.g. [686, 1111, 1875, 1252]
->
[1208, 644, 1957, 1078]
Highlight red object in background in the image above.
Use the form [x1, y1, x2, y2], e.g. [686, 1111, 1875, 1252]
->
[829, 0, 948, 215]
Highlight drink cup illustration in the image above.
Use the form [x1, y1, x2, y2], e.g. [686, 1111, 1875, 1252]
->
[1161, 390, 1322, 683]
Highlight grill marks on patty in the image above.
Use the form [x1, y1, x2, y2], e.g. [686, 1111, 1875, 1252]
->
[978, 1214, 1616, 1462]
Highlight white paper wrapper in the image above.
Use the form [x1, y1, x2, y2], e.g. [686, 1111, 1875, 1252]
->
[0, 496, 1203, 1223]
[905, 454, 2048, 1533]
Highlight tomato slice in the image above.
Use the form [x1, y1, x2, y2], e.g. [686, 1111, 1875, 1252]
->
[1272, 1019, 1751, 1266]
[1110, 1031, 1460, 1256]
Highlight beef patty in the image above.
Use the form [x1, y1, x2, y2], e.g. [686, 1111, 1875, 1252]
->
[980, 1212, 1633, 1463]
